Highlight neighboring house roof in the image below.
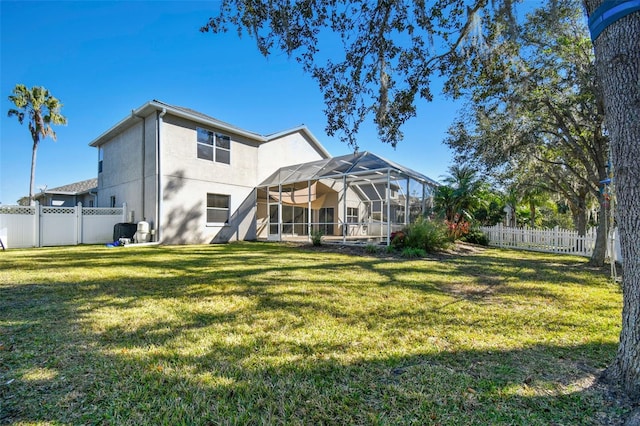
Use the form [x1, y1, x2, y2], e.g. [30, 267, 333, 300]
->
[259, 151, 440, 187]
[34, 178, 98, 197]
[88, 100, 331, 158]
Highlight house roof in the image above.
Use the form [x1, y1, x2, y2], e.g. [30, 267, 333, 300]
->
[153, 101, 265, 139]
[88, 100, 331, 158]
[35, 178, 98, 197]
[259, 151, 440, 188]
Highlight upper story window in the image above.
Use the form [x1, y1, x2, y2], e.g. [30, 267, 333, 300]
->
[197, 127, 231, 164]
[98, 147, 104, 173]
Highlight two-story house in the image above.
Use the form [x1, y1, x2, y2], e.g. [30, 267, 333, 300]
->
[89, 100, 438, 245]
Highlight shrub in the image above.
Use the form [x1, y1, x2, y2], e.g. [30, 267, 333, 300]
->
[445, 218, 471, 240]
[365, 244, 380, 254]
[390, 230, 406, 248]
[462, 228, 490, 246]
[401, 247, 427, 258]
[311, 230, 323, 246]
[403, 217, 451, 253]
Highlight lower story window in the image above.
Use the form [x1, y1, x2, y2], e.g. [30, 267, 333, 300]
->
[347, 207, 359, 223]
[207, 193, 230, 224]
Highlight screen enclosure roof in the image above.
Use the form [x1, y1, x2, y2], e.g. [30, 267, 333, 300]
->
[259, 151, 440, 188]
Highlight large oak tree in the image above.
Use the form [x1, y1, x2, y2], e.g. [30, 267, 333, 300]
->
[442, 0, 609, 265]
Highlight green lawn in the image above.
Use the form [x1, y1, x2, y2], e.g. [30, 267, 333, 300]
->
[0, 242, 625, 425]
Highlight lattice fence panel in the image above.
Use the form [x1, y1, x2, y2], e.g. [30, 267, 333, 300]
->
[82, 207, 123, 216]
[0, 206, 36, 215]
[42, 206, 76, 214]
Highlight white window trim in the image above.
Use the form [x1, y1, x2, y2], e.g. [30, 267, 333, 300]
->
[214, 133, 231, 165]
[347, 207, 359, 224]
[197, 127, 231, 165]
[206, 193, 230, 226]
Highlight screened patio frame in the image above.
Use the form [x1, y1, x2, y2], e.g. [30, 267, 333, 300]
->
[257, 152, 439, 245]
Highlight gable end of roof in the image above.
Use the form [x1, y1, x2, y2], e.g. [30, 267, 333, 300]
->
[89, 101, 330, 158]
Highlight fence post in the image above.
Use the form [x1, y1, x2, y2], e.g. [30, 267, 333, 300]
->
[35, 201, 41, 247]
[122, 202, 127, 222]
[77, 202, 82, 245]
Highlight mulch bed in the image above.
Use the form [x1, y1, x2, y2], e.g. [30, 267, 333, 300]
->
[290, 240, 487, 260]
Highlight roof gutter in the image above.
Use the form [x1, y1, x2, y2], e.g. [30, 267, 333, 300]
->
[152, 102, 264, 141]
[89, 101, 264, 147]
[88, 101, 153, 147]
[90, 101, 331, 159]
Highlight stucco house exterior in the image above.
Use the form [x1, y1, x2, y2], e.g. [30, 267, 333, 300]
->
[89, 100, 438, 245]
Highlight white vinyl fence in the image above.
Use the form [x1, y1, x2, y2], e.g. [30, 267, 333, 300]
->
[0, 202, 126, 248]
[480, 224, 622, 262]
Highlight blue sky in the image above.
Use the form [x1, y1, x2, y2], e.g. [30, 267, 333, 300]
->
[0, 0, 463, 205]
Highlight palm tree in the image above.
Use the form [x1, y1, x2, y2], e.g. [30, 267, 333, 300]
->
[433, 185, 457, 223]
[7, 84, 67, 205]
[440, 164, 486, 224]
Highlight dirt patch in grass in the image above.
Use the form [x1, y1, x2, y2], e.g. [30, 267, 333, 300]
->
[294, 240, 487, 259]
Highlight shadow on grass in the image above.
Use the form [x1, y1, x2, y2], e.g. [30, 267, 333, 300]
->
[0, 243, 625, 424]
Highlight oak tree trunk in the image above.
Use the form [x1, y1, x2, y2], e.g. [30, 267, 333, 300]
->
[529, 199, 535, 228]
[585, 0, 640, 400]
[568, 193, 588, 236]
[589, 194, 607, 267]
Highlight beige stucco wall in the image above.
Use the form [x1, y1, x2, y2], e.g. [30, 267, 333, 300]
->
[257, 132, 326, 184]
[161, 115, 259, 187]
[97, 108, 329, 244]
[97, 112, 157, 226]
[158, 117, 330, 244]
[97, 120, 144, 215]
[158, 114, 262, 244]
[160, 179, 256, 244]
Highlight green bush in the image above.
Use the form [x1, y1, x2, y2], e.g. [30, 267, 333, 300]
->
[401, 247, 427, 258]
[403, 217, 451, 253]
[462, 228, 490, 246]
[365, 244, 380, 254]
[311, 230, 323, 246]
[390, 231, 406, 248]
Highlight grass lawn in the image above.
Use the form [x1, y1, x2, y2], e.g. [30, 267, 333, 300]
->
[0, 242, 625, 425]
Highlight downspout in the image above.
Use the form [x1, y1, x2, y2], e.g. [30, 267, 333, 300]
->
[89, 189, 98, 207]
[156, 108, 166, 242]
[307, 180, 312, 243]
[343, 175, 347, 244]
[405, 177, 410, 225]
[132, 111, 146, 221]
[278, 184, 283, 241]
[386, 169, 391, 245]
